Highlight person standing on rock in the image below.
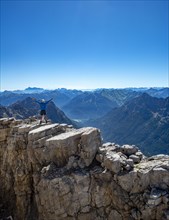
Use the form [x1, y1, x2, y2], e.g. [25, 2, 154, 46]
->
[35, 98, 53, 124]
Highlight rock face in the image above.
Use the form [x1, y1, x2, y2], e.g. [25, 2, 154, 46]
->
[0, 118, 169, 220]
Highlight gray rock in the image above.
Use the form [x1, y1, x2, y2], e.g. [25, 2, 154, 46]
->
[164, 210, 169, 220]
[120, 144, 138, 156]
[147, 197, 162, 206]
[103, 153, 122, 173]
[129, 154, 140, 163]
[126, 158, 134, 167]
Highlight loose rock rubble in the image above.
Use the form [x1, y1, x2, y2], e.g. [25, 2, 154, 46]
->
[0, 118, 168, 220]
[96, 143, 144, 173]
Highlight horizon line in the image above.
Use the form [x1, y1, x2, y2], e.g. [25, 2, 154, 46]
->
[1, 86, 168, 92]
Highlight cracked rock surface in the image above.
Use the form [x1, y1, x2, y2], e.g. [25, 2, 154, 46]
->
[0, 118, 169, 220]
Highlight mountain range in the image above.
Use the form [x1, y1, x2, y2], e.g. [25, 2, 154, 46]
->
[84, 93, 169, 155]
[62, 88, 169, 121]
[1, 87, 168, 122]
[62, 92, 118, 120]
[0, 87, 168, 155]
[0, 88, 83, 108]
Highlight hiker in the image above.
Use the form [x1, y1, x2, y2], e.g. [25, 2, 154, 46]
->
[35, 98, 53, 124]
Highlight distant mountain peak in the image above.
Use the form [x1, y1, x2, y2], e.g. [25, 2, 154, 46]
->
[23, 87, 45, 93]
[25, 87, 44, 91]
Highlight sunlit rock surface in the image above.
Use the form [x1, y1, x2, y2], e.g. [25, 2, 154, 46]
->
[0, 118, 169, 220]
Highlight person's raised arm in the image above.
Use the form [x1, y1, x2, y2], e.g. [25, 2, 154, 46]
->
[46, 98, 53, 104]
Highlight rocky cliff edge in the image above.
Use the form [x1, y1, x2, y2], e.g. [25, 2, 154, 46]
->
[0, 117, 169, 220]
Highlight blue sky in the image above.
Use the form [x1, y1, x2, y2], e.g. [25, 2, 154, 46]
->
[1, 0, 168, 91]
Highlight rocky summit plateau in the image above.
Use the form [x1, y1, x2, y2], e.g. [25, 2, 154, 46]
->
[0, 118, 169, 220]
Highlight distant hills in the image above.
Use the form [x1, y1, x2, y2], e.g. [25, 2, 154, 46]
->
[84, 93, 169, 155]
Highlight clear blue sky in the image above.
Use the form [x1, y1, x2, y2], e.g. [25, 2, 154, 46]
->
[1, 0, 168, 91]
